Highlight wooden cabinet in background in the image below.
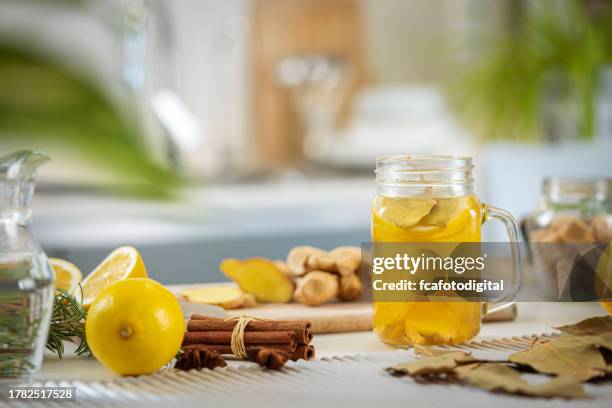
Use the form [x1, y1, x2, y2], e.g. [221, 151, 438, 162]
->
[251, 0, 367, 168]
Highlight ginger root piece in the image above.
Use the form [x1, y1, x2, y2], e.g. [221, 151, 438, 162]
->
[306, 250, 335, 271]
[530, 228, 562, 243]
[553, 216, 594, 242]
[220, 258, 294, 303]
[287, 246, 333, 277]
[181, 285, 247, 309]
[287, 245, 359, 276]
[338, 274, 362, 301]
[285, 245, 362, 305]
[330, 246, 361, 276]
[592, 215, 612, 242]
[286, 246, 315, 277]
[550, 215, 582, 231]
[294, 271, 338, 306]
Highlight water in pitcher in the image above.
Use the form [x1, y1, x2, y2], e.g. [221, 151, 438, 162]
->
[0, 256, 53, 380]
[0, 151, 54, 380]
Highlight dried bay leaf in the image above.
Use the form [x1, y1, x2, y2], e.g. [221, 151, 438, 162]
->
[458, 363, 586, 399]
[578, 333, 612, 351]
[509, 336, 606, 380]
[386, 351, 477, 376]
[388, 315, 612, 399]
[555, 315, 612, 336]
[453, 362, 480, 376]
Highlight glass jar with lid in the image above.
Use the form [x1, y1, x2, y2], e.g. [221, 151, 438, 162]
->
[527, 178, 611, 244]
[526, 178, 612, 301]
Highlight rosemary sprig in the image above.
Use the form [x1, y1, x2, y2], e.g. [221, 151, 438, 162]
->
[46, 287, 89, 358]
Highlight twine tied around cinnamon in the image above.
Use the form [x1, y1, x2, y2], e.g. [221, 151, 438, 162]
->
[224, 315, 263, 359]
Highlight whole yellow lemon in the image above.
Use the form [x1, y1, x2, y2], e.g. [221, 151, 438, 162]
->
[86, 278, 184, 375]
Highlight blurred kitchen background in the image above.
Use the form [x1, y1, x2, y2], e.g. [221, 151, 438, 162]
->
[1, 0, 611, 284]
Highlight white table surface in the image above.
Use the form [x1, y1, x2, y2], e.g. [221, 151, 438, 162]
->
[37, 302, 606, 382]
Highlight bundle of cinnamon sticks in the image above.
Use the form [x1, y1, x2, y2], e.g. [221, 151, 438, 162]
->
[182, 314, 315, 364]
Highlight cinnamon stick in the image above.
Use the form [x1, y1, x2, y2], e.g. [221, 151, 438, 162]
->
[291, 345, 315, 361]
[188, 315, 313, 344]
[187, 343, 297, 355]
[183, 331, 296, 348]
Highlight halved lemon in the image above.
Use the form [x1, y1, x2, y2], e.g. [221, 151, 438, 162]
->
[81, 246, 148, 308]
[49, 258, 82, 294]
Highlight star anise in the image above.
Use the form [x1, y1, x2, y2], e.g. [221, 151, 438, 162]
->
[251, 348, 290, 370]
[175, 346, 227, 370]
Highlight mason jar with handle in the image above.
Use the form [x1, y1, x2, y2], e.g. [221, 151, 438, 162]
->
[371, 155, 523, 346]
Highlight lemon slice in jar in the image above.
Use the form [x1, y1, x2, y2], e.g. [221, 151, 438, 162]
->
[81, 246, 148, 308]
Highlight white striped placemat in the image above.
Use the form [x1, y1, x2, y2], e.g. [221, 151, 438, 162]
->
[3, 333, 611, 408]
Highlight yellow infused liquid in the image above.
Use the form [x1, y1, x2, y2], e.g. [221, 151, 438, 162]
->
[371, 195, 484, 346]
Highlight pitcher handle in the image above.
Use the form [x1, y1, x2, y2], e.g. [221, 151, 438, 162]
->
[482, 204, 524, 314]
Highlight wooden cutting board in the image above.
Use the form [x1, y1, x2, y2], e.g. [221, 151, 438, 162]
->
[227, 302, 517, 334]
[227, 302, 374, 333]
[172, 284, 517, 334]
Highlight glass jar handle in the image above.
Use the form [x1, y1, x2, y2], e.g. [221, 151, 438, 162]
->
[482, 204, 524, 314]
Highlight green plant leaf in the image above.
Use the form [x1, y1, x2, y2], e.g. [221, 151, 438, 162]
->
[0, 41, 178, 197]
[46, 287, 89, 359]
[447, 0, 612, 142]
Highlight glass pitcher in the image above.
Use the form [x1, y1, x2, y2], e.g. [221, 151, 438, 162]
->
[0, 150, 54, 380]
[371, 155, 523, 346]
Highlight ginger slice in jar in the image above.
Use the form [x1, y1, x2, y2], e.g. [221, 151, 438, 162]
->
[419, 199, 460, 227]
[379, 197, 437, 228]
[415, 197, 475, 233]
